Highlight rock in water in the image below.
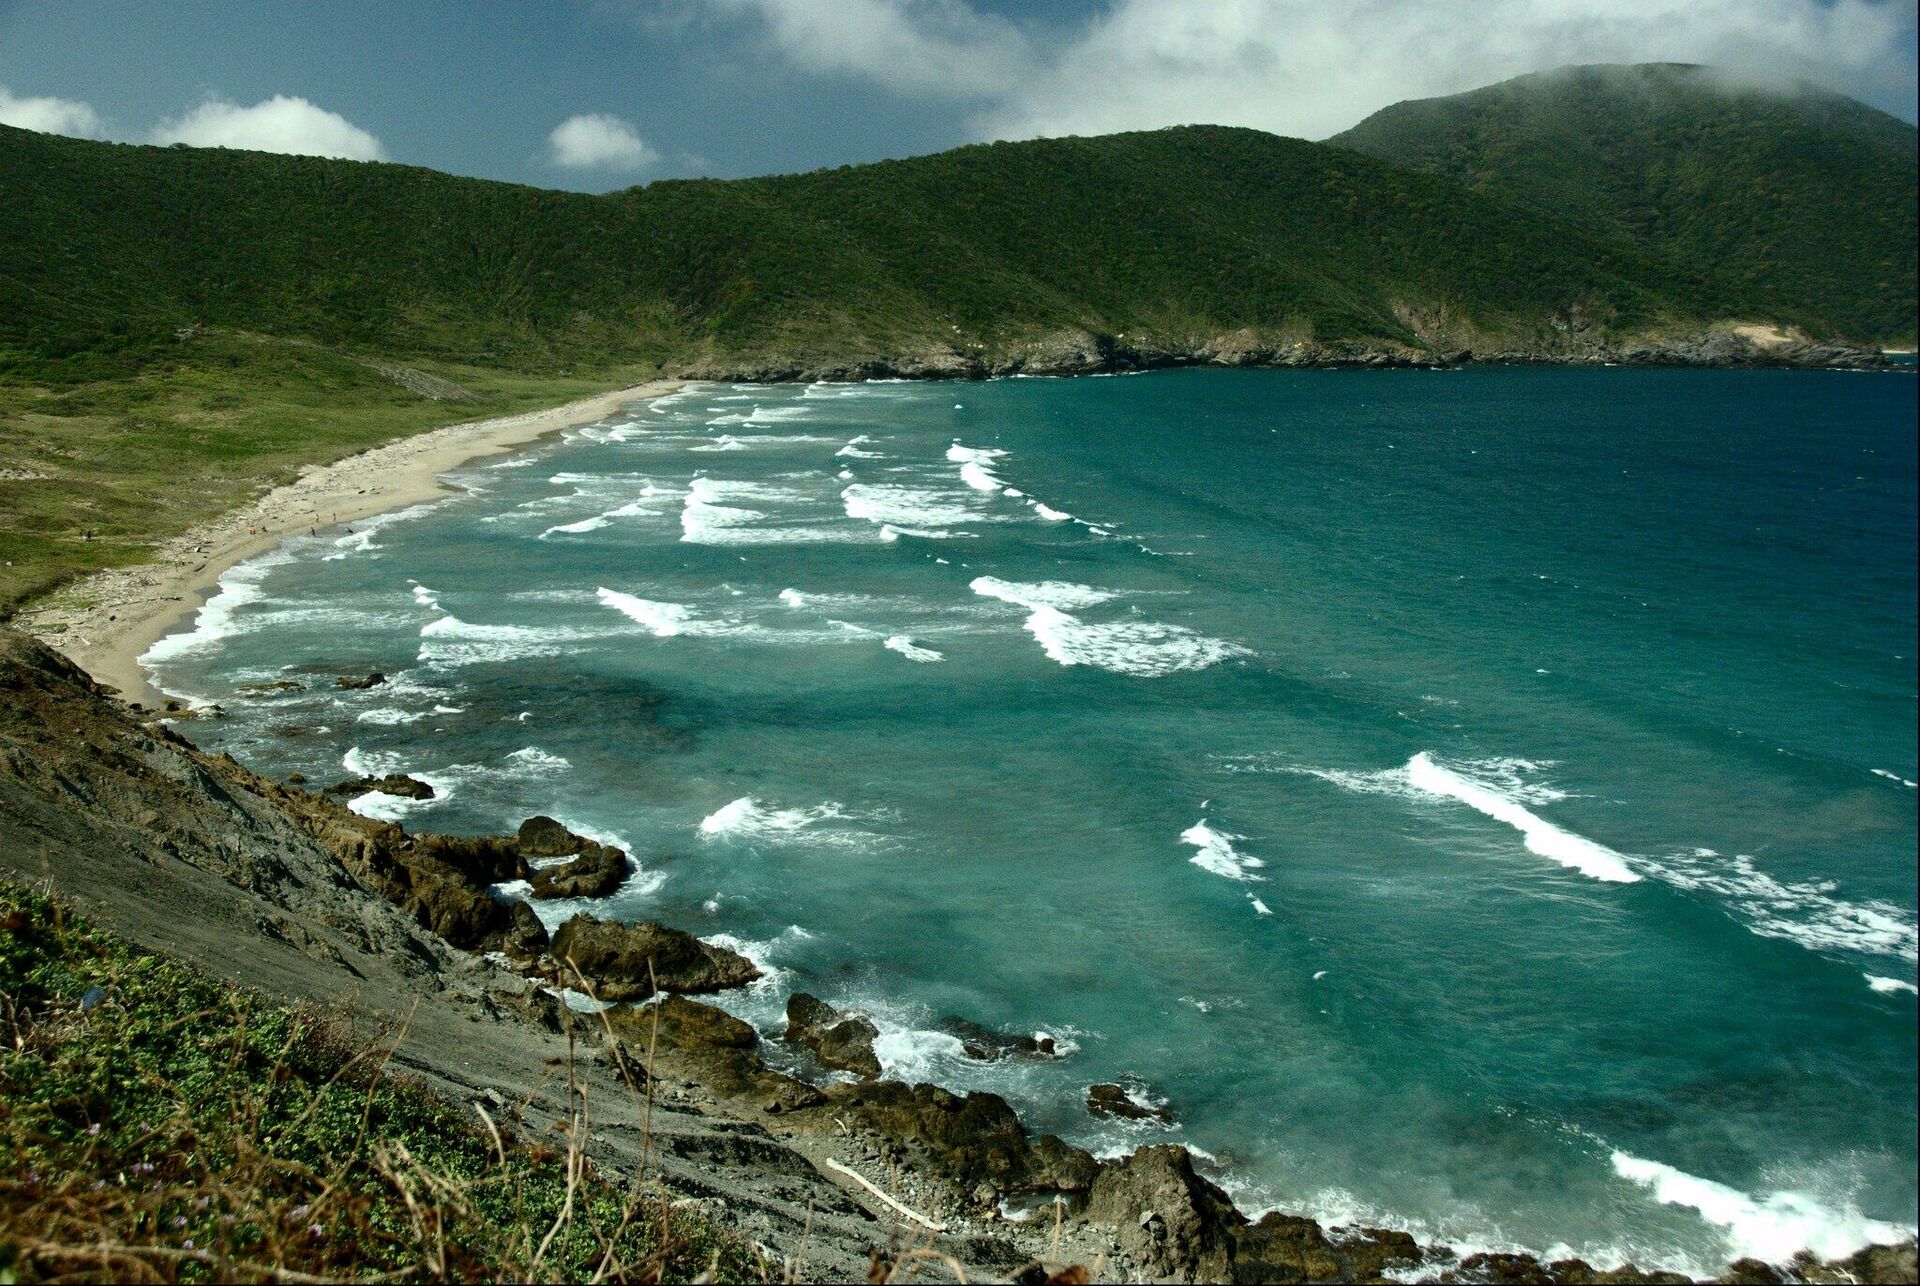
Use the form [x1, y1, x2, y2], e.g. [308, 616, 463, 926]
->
[784, 992, 882, 1079]
[548, 915, 760, 1000]
[937, 1014, 1060, 1061]
[1086, 1079, 1173, 1123]
[527, 840, 628, 900]
[326, 773, 435, 801]
[334, 672, 386, 690]
[516, 815, 581, 857]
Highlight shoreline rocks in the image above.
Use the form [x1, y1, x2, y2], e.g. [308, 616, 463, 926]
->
[548, 914, 761, 1000]
[784, 991, 883, 1079]
[326, 772, 435, 801]
[1087, 1078, 1175, 1124]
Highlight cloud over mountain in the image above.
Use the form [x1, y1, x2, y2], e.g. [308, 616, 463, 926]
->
[151, 95, 385, 160]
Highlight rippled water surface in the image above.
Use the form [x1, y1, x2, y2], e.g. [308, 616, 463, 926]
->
[149, 368, 1919, 1272]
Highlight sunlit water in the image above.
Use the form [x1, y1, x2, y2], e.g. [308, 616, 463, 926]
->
[148, 367, 1918, 1273]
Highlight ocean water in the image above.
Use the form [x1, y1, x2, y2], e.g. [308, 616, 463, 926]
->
[147, 367, 1918, 1273]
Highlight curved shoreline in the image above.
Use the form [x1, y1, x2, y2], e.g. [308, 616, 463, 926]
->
[20, 379, 682, 708]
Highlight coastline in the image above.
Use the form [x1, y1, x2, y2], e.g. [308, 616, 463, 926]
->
[20, 378, 682, 708]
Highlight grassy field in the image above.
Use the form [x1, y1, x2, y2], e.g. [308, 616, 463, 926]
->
[0, 881, 761, 1283]
[0, 331, 651, 613]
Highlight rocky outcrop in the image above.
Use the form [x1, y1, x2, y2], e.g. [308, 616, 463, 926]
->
[520, 817, 630, 899]
[784, 992, 882, 1079]
[790, 1081, 1098, 1200]
[938, 1015, 1060, 1061]
[334, 671, 386, 689]
[1087, 1079, 1174, 1124]
[548, 914, 760, 1000]
[1086, 1145, 1245, 1281]
[326, 772, 435, 800]
[605, 995, 826, 1114]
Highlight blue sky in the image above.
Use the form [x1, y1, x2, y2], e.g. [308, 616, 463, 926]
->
[2, 0, 1914, 191]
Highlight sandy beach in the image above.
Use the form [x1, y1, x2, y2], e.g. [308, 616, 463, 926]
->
[22, 379, 682, 708]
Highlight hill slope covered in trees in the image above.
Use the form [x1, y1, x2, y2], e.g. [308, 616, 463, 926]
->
[1330, 62, 1918, 343]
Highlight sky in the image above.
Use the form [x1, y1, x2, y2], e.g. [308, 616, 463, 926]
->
[1, 0, 1915, 192]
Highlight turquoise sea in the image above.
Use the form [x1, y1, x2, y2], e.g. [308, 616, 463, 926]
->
[146, 367, 1918, 1274]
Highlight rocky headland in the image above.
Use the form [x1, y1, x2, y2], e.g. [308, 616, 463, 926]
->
[678, 321, 1892, 385]
[2, 625, 1914, 1284]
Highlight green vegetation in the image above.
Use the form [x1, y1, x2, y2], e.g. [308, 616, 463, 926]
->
[0, 882, 762, 1283]
[0, 331, 642, 611]
[1330, 63, 1919, 343]
[1, 67, 1913, 610]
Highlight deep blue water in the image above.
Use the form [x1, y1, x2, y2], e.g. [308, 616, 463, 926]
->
[148, 368, 1918, 1272]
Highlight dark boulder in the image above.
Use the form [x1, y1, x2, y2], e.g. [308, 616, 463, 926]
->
[516, 814, 582, 857]
[785, 992, 882, 1079]
[1087, 1078, 1173, 1124]
[548, 914, 760, 1001]
[1085, 1145, 1244, 1282]
[527, 839, 628, 900]
[326, 773, 435, 801]
[335, 672, 387, 689]
[938, 1014, 1060, 1061]
[795, 1080, 1098, 1197]
[606, 996, 825, 1114]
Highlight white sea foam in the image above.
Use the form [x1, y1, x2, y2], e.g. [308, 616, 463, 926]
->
[699, 797, 849, 839]
[683, 476, 877, 545]
[1865, 974, 1918, 995]
[1404, 752, 1641, 883]
[1871, 768, 1918, 788]
[968, 577, 1121, 611]
[318, 501, 440, 561]
[1182, 820, 1268, 882]
[1033, 502, 1073, 521]
[1025, 605, 1247, 676]
[1611, 1151, 1914, 1264]
[1249, 896, 1272, 915]
[959, 460, 1004, 492]
[948, 442, 1012, 493]
[971, 577, 1244, 675]
[596, 588, 695, 637]
[356, 708, 425, 725]
[541, 514, 612, 536]
[417, 613, 589, 667]
[884, 635, 943, 663]
[1293, 755, 1914, 953]
[841, 482, 992, 535]
[141, 553, 287, 665]
[836, 435, 884, 459]
[1640, 849, 1918, 958]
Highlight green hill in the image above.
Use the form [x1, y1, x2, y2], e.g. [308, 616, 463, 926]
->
[1330, 63, 1918, 343]
[4, 120, 1701, 385]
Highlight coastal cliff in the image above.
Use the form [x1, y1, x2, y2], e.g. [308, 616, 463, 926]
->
[3, 626, 1913, 1285]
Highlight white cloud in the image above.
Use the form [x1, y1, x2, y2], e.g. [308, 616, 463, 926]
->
[0, 85, 103, 137]
[547, 113, 661, 170]
[152, 95, 385, 160]
[707, 0, 1919, 141]
[704, 0, 1031, 97]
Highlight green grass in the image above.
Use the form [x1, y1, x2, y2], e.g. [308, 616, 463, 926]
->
[0, 882, 763, 1283]
[0, 331, 651, 612]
